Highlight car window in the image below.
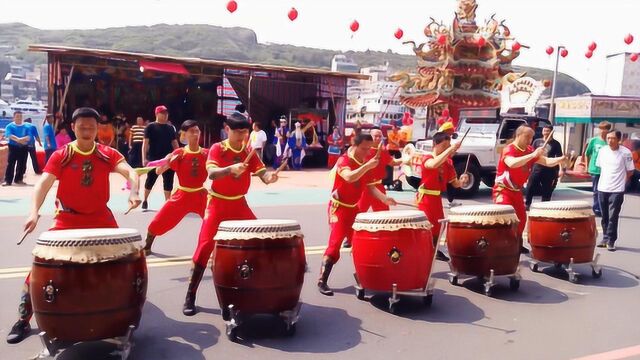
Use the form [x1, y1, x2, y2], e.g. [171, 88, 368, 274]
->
[499, 119, 526, 140]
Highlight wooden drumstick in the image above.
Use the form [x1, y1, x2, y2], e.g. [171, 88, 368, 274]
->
[541, 129, 554, 150]
[243, 148, 257, 166]
[375, 142, 383, 159]
[274, 156, 290, 175]
[395, 201, 418, 208]
[124, 203, 136, 215]
[459, 127, 471, 144]
[463, 154, 471, 174]
[16, 231, 29, 245]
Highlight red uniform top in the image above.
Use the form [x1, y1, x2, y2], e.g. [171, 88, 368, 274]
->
[418, 153, 456, 192]
[44, 142, 124, 214]
[206, 140, 266, 197]
[364, 146, 393, 185]
[332, 152, 368, 206]
[495, 143, 538, 189]
[169, 147, 209, 189]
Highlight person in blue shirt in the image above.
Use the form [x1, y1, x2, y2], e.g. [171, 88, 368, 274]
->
[42, 114, 57, 163]
[23, 118, 42, 175]
[2, 111, 30, 186]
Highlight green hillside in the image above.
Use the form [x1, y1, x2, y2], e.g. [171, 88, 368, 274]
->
[0, 23, 589, 97]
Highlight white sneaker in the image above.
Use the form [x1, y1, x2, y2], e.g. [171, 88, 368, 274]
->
[447, 201, 462, 208]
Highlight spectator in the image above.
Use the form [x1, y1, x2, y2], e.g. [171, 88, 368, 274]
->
[23, 118, 42, 175]
[97, 115, 115, 147]
[55, 126, 72, 148]
[128, 117, 145, 168]
[249, 121, 267, 160]
[387, 124, 402, 158]
[627, 140, 640, 192]
[525, 125, 563, 210]
[595, 130, 635, 251]
[116, 117, 130, 160]
[2, 112, 30, 186]
[141, 105, 178, 210]
[42, 114, 57, 164]
[584, 121, 611, 216]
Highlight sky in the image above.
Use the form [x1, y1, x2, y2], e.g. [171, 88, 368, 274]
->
[1, 0, 639, 93]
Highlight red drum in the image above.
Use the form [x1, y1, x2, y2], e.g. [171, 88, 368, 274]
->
[447, 205, 520, 277]
[30, 229, 147, 342]
[213, 219, 306, 315]
[528, 201, 596, 264]
[352, 210, 434, 292]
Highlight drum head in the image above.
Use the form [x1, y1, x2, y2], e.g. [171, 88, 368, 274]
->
[448, 205, 519, 225]
[34, 228, 142, 263]
[529, 200, 593, 218]
[353, 210, 431, 232]
[215, 219, 303, 240]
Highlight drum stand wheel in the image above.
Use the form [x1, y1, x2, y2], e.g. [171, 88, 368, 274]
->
[388, 281, 436, 314]
[528, 253, 603, 283]
[447, 267, 521, 296]
[279, 302, 302, 337]
[224, 302, 302, 342]
[34, 325, 136, 360]
[353, 273, 366, 301]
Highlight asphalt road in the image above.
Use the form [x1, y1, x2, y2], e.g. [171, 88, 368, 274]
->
[0, 187, 639, 360]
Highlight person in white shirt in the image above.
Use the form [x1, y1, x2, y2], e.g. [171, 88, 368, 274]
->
[595, 130, 635, 251]
[249, 121, 267, 160]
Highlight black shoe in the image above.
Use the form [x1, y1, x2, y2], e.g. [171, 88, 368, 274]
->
[6, 320, 30, 344]
[1, 182, 10, 187]
[596, 240, 608, 248]
[607, 242, 616, 252]
[317, 281, 334, 296]
[342, 241, 352, 249]
[435, 250, 450, 262]
[520, 246, 530, 254]
[183, 293, 197, 316]
[141, 201, 148, 210]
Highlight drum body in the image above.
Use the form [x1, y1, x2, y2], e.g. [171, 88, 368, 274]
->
[352, 210, 434, 291]
[528, 201, 596, 264]
[30, 229, 147, 342]
[213, 220, 306, 314]
[447, 205, 520, 277]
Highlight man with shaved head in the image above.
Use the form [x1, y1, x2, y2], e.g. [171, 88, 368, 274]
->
[493, 125, 567, 254]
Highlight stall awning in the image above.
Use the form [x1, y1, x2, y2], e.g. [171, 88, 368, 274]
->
[139, 60, 189, 75]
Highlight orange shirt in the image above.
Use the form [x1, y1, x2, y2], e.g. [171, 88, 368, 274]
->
[387, 131, 401, 150]
[633, 151, 640, 171]
[97, 123, 115, 146]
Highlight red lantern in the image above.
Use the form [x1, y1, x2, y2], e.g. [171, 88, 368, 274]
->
[588, 42, 597, 51]
[560, 48, 568, 58]
[226, 0, 238, 13]
[542, 79, 552, 88]
[545, 46, 554, 55]
[585, 50, 593, 59]
[394, 28, 404, 40]
[350, 20, 360, 33]
[631, 53, 639, 62]
[477, 37, 486, 47]
[512, 41, 521, 51]
[288, 7, 298, 21]
[437, 34, 447, 45]
[625, 33, 634, 45]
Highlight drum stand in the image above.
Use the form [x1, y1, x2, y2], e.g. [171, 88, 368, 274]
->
[34, 325, 136, 360]
[448, 267, 522, 297]
[353, 273, 436, 314]
[224, 302, 301, 342]
[529, 253, 603, 283]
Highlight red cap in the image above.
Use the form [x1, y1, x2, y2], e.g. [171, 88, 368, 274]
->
[154, 105, 168, 115]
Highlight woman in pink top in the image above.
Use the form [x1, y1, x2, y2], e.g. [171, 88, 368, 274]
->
[54, 127, 72, 147]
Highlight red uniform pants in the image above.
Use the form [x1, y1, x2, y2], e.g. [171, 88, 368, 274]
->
[492, 185, 526, 238]
[192, 196, 256, 267]
[357, 183, 390, 213]
[324, 201, 359, 262]
[21, 210, 118, 321]
[148, 189, 207, 236]
[418, 195, 444, 243]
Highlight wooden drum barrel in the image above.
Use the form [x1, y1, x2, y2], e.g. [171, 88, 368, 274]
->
[447, 205, 520, 277]
[213, 219, 306, 315]
[352, 210, 434, 292]
[528, 200, 597, 264]
[30, 229, 147, 342]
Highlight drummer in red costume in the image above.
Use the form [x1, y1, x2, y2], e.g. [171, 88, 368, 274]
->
[493, 125, 566, 253]
[182, 112, 279, 316]
[6, 107, 141, 344]
[143, 120, 208, 254]
[318, 133, 397, 296]
[417, 131, 469, 261]
[356, 127, 403, 215]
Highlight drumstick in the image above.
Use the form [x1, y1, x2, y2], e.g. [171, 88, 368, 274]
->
[459, 127, 471, 144]
[395, 201, 418, 208]
[16, 231, 29, 245]
[375, 142, 383, 159]
[243, 148, 257, 166]
[463, 154, 471, 174]
[274, 156, 290, 175]
[541, 130, 554, 150]
[124, 203, 136, 215]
